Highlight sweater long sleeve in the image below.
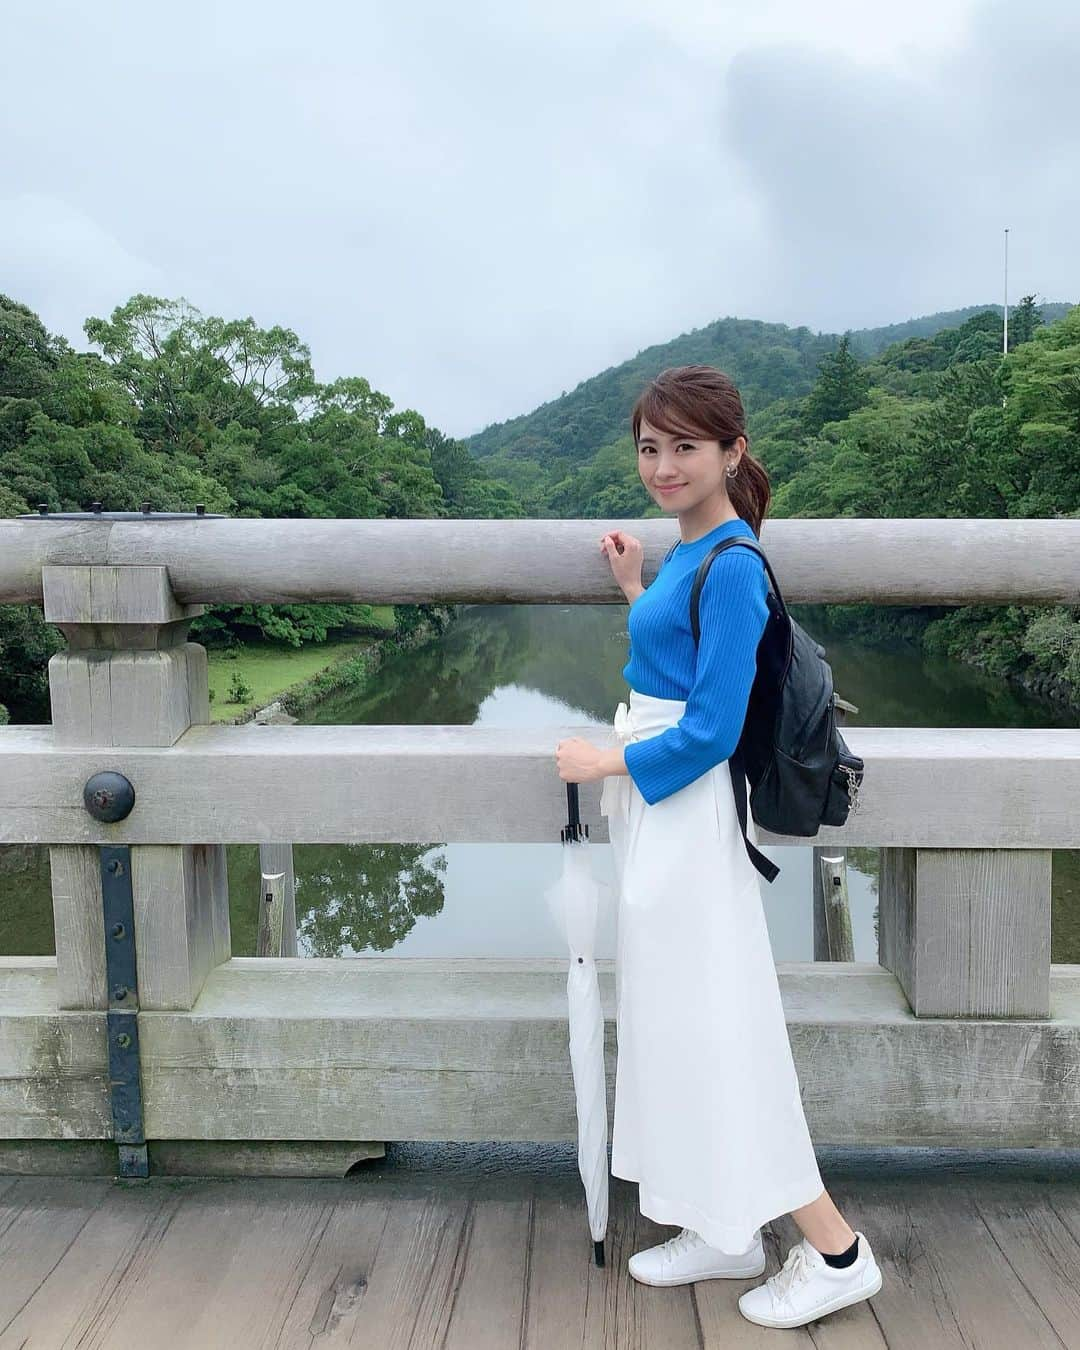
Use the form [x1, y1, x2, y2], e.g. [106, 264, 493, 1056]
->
[621, 519, 769, 806]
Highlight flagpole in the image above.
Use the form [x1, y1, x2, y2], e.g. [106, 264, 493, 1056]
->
[1003, 227, 1009, 355]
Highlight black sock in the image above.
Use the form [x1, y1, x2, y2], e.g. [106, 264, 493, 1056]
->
[818, 1234, 859, 1267]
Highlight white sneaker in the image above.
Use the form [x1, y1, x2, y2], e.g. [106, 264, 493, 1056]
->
[738, 1230, 882, 1328]
[628, 1226, 766, 1286]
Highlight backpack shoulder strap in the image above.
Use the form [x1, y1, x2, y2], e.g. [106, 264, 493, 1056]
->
[684, 534, 785, 886]
[728, 751, 780, 883]
[688, 537, 788, 647]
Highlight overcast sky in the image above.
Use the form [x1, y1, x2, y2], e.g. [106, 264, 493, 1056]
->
[2, 0, 1076, 438]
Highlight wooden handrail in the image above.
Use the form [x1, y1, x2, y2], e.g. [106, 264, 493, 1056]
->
[1, 723, 1077, 847]
[1, 517, 1077, 605]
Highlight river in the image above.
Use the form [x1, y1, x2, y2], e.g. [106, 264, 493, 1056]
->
[1, 601, 1077, 963]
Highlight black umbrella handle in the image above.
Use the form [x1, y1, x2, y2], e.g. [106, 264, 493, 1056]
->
[562, 781, 589, 843]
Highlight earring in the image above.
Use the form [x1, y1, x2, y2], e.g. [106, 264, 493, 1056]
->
[726, 464, 739, 478]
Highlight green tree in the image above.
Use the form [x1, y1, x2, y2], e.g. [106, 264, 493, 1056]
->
[1000, 304, 1080, 517]
[0, 295, 64, 402]
[1008, 295, 1044, 349]
[799, 333, 871, 436]
[84, 294, 317, 453]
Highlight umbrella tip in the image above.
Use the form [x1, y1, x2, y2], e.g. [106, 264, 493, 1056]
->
[594, 1239, 606, 1267]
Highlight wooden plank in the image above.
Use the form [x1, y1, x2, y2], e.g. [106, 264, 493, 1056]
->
[974, 1179, 1080, 1345]
[5, 517, 1079, 606]
[48, 845, 108, 1010]
[269, 1183, 394, 1345]
[10, 960, 1080, 1145]
[0, 1178, 113, 1334]
[82, 1180, 346, 1348]
[133, 960, 1080, 1144]
[0, 1182, 175, 1348]
[849, 1177, 1071, 1349]
[0, 1141, 116, 1174]
[41, 564, 201, 626]
[132, 844, 231, 1011]
[0, 962, 110, 1136]
[527, 1175, 704, 1349]
[522, 1177, 613, 1348]
[310, 1188, 473, 1349]
[0, 1169, 1079, 1346]
[147, 1140, 384, 1176]
[441, 1195, 532, 1349]
[2, 723, 1079, 847]
[48, 647, 197, 747]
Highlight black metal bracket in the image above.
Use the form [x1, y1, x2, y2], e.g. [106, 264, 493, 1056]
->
[99, 843, 148, 1178]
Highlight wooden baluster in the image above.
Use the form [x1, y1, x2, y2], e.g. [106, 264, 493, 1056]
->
[813, 695, 857, 961]
[44, 564, 231, 1011]
[879, 846, 1052, 1017]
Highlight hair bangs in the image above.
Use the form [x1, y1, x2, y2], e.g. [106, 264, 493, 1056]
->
[632, 384, 713, 444]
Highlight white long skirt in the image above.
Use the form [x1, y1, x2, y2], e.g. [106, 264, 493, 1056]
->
[599, 689, 825, 1254]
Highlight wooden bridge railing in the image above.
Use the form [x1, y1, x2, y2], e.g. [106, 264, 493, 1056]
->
[0, 516, 1078, 1167]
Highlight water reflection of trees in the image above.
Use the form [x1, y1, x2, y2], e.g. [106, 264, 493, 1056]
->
[226, 841, 448, 957]
[4, 602, 1080, 961]
[294, 843, 447, 956]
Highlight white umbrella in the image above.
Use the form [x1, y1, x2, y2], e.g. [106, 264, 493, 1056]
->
[543, 779, 611, 1267]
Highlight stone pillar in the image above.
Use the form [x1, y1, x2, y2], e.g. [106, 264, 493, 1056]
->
[44, 565, 231, 1011]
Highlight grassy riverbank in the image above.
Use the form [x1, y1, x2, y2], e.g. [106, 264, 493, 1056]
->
[205, 604, 454, 723]
[206, 608, 399, 723]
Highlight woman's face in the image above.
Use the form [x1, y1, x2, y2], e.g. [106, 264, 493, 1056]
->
[636, 416, 744, 512]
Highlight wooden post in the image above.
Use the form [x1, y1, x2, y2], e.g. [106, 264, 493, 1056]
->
[256, 871, 287, 957]
[258, 842, 298, 956]
[819, 855, 855, 961]
[813, 696, 857, 960]
[879, 846, 1052, 1017]
[44, 565, 231, 1011]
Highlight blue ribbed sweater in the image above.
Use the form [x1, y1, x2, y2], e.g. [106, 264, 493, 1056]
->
[621, 516, 768, 805]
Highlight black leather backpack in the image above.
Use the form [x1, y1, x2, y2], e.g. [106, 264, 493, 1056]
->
[662, 534, 864, 883]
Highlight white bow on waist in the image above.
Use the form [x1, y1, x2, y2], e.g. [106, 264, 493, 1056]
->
[599, 700, 635, 824]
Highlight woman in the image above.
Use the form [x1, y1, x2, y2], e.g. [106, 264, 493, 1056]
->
[554, 365, 883, 1330]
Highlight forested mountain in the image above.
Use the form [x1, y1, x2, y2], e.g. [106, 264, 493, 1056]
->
[845, 303, 1074, 359]
[460, 296, 1080, 708]
[464, 302, 1074, 467]
[2, 291, 1078, 723]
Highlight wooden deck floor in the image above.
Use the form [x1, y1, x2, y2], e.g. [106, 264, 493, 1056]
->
[3, 1146, 1080, 1348]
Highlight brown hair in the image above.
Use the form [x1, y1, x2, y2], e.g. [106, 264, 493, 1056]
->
[630, 365, 770, 536]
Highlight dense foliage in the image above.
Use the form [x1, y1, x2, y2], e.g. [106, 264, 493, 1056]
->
[463, 302, 1072, 476]
[0, 293, 520, 718]
[2, 290, 1077, 721]
[464, 296, 1080, 705]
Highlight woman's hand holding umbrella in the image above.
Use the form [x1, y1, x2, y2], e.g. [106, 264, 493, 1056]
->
[555, 738, 623, 784]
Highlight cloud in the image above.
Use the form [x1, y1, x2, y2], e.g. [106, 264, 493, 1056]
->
[0, 195, 166, 342]
[721, 0, 1080, 332]
[0, 0, 1074, 437]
